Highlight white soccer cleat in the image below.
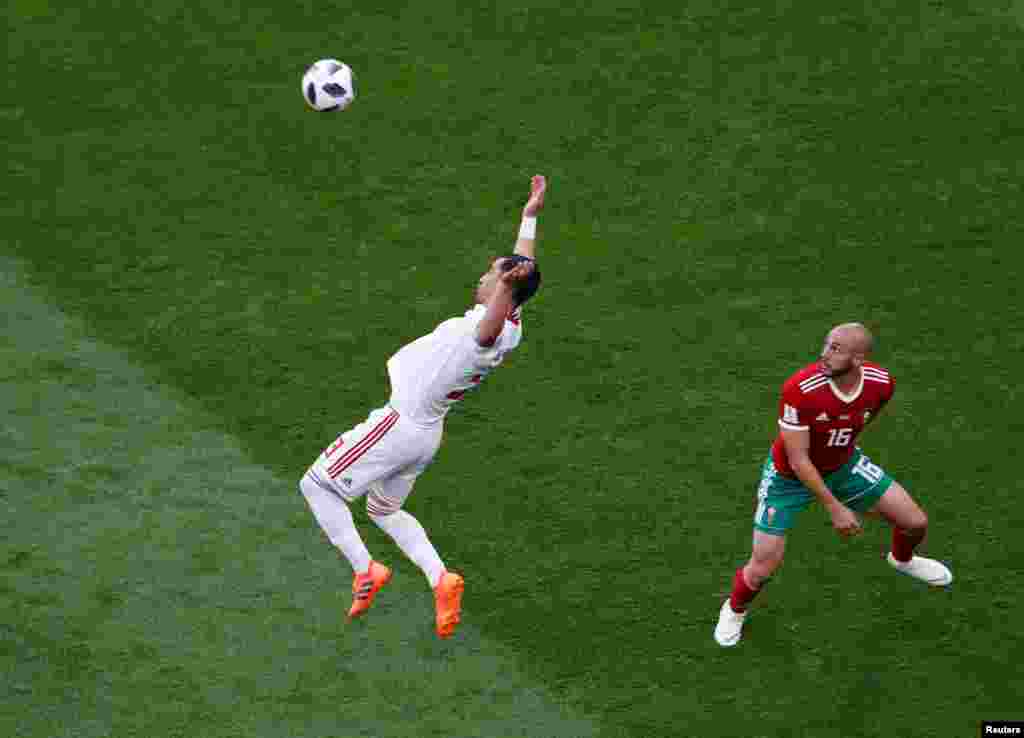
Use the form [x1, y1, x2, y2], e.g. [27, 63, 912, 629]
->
[887, 553, 953, 586]
[714, 599, 747, 647]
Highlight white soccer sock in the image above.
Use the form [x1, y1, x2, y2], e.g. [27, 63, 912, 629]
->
[299, 477, 371, 574]
[370, 510, 445, 588]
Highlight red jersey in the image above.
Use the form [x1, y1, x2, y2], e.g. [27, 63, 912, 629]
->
[770, 361, 894, 476]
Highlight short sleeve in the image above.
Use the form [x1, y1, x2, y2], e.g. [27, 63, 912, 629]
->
[472, 338, 504, 365]
[460, 315, 505, 368]
[778, 383, 813, 431]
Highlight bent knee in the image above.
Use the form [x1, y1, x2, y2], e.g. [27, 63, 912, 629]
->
[906, 509, 928, 532]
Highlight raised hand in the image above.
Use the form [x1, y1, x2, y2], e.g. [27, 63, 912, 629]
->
[523, 175, 547, 217]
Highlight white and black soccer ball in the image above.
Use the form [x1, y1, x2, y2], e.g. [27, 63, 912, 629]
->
[302, 59, 356, 112]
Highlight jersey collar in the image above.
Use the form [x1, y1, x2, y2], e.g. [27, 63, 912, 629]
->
[828, 369, 864, 404]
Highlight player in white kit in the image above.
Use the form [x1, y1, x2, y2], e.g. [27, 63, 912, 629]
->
[299, 175, 547, 638]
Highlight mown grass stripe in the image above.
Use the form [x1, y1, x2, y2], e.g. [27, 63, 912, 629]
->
[0, 256, 597, 738]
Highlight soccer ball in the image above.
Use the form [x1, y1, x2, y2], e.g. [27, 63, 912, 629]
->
[302, 59, 356, 112]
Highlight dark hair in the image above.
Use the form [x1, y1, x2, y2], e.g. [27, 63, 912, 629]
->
[499, 255, 542, 306]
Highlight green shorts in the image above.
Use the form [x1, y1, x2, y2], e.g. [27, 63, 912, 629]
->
[753, 448, 895, 536]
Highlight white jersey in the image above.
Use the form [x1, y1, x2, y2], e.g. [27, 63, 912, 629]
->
[386, 305, 522, 426]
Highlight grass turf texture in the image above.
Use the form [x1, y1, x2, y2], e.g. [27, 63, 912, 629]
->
[4, 1, 1024, 736]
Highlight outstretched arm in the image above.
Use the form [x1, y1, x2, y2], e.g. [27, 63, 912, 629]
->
[514, 175, 546, 260]
[475, 175, 546, 347]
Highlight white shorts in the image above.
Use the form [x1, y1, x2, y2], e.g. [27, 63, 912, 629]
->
[305, 406, 442, 512]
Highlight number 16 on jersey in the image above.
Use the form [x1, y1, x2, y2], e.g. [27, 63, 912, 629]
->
[827, 428, 853, 447]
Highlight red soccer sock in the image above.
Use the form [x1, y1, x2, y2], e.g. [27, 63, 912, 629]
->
[891, 527, 925, 563]
[729, 567, 761, 613]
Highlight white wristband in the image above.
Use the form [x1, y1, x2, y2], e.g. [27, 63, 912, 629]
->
[518, 216, 537, 240]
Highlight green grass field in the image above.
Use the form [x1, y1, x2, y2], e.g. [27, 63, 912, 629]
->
[4, 1, 1023, 736]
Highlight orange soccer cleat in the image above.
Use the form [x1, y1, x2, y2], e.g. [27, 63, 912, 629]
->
[433, 571, 465, 639]
[348, 561, 392, 619]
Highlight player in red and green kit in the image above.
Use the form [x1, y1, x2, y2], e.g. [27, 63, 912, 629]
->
[714, 323, 953, 647]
